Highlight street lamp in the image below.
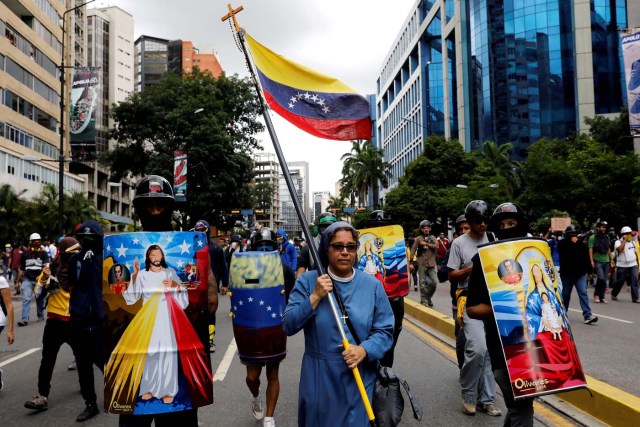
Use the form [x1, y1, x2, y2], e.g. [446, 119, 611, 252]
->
[58, 0, 96, 237]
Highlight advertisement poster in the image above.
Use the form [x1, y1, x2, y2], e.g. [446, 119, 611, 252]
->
[621, 27, 640, 135]
[174, 151, 188, 202]
[70, 67, 99, 160]
[356, 225, 409, 298]
[477, 238, 587, 399]
[103, 232, 213, 415]
[228, 251, 287, 362]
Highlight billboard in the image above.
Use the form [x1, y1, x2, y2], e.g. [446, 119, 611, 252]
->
[621, 28, 640, 135]
[174, 151, 187, 202]
[70, 67, 99, 161]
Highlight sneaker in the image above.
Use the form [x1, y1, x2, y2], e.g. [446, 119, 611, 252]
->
[252, 394, 264, 420]
[594, 296, 600, 303]
[209, 341, 216, 353]
[24, 395, 48, 411]
[17, 321, 28, 327]
[263, 417, 276, 427]
[601, 299, 608, 304]
[584, 315, 598, 324]
[76, 403, 99, 422]
[0, 368, 3, 392]
[611, 295, 618, 301]
[427, 299, 434, 307]
[462, 395, 476, 416]
[68, 360, 77, 371]
[414, 286, 418, 291]
[477, 403, 502, 417]
[38, 317, 45, 322]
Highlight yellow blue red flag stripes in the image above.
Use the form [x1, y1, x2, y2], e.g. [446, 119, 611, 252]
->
[245, 33, 372, 141]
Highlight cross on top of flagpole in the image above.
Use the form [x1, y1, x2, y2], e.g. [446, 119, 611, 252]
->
[221, 3, 244, 33]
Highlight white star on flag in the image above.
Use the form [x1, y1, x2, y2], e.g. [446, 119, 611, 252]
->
[290, 96, 296, 103]
[288, 102, 295, 109]
[234, 305, 237, 310]
[248, 297, 254, 303]
[197, 240, 204, 247]
[179, 240, 191, 254]
[132, 238, 140, 245]
[106, 245, 111, 251]
[165, 235, 173, 243]
[116, 243, 128, 258]
[310, 94, 318, 102]
[271, 313, 277, 318]
[176, 260, 185, 268]
[239, 301, 243, 306]
[322, 106, 330, 113]
[267, 306, 272, 311]
[303, 92, 311, 99]
[259, 300, 264, 306]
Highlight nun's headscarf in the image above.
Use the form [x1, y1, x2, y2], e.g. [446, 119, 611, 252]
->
[318, 221, 358, 270]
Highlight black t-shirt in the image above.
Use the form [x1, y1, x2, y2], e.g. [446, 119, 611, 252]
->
[465, 253, 506, 371]
[297, 243, 312, 271]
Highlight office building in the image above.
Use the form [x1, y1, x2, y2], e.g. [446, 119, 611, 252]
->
[168, 40, 223, 78]
[253, 152, 281, 229]
[1, 0, 85, 200]
[313, 191, 331, 221]
[376, 0, 635, 192]
[279, 161, 309, 237]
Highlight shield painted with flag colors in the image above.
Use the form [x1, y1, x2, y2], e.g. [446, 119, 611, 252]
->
[245, 33, 372, 141]
[228, 251, 287, 363]
[477, 238, 587, 399]
[356, 225, 409, 298]
[103, 232, 213, 415]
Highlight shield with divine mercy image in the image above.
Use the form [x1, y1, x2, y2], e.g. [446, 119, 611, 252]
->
[102, 231, 213, 415]
[477, 238, 587, 399]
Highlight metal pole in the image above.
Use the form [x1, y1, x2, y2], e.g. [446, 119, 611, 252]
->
[58, 0, 96, 238]
[235, 29, 376, 426]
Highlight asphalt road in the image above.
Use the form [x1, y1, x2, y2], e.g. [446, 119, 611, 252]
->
[0, 288, 603, 426]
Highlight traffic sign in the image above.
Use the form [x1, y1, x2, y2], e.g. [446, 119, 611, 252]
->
[343, 207, 356, 213]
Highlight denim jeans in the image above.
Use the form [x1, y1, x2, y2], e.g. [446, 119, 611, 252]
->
[460, 310, 496, 405]
[20, 278, 46, 322]
[612, 265, 639, 302]
[593, 261, 609, 300]
[561, 274, 592, 320]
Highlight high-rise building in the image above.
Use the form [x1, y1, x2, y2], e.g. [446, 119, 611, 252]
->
[136, 36, 223, 92]
[376, 0, 636, 191]
[253, 152, 281, 229]
[85, 6, 135, 230]
[279, 161, 310, 237]
[1, 0, 85, 200]
[313, 191, 331, 222]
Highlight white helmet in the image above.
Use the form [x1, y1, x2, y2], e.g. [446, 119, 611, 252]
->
[620, 226, 632, 234]
[29, 233, 42, 241]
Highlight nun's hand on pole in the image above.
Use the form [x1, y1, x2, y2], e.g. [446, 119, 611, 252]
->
[342, 345, 367, 369]
[310, 274, 333, 309]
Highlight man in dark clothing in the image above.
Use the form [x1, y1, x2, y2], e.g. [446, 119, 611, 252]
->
[69, 220, 105, 422]
[466, 203, 534, 426]
[588, 221, 614, 303]
[558, 225, 598, 324]
[118, 175, 218, 427]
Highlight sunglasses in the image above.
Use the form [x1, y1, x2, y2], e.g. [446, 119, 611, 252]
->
[329, 243, 358, 253]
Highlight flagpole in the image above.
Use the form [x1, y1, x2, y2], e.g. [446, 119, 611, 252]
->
[222, 7, 376, 425]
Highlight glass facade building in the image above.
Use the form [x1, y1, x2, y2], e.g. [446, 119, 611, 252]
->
[134, 35, 169, 92]
[376, 0, 631, 191]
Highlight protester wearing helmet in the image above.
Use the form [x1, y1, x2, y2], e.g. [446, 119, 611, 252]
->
[132, 175, 175, 232]
[16, 233, 49, 327]
[447, 200, 501, 417]
[367, 210, 392, 227]
[557, 225, 598, 324]
[587, 221, 614, 304]
[409, 220, 439, 307]
[121, 175, 218, 426]
[611, 226, 639, 303]
[466, 203, 531, 422]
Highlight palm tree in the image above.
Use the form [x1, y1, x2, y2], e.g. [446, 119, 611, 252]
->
[0, 184, 27, 242]
[476, 141, 521, 196]
[340, 140, 391, 208]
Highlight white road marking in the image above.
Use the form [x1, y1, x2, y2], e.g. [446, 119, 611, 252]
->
[213, 338, 237, 382]
[0, 347, 41, 367]
[569, 308, 633, 324]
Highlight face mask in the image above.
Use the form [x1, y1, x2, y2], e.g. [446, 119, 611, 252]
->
[495, 224, 527, 241]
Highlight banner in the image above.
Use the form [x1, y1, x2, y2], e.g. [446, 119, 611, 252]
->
[356, 225, 410, 298]
[103, 232, 213, 415]
[174, 151, 187, 202]
[477, 238, 587, 399]
[621, 28, 640, 135]
[70, 67, 99, 161]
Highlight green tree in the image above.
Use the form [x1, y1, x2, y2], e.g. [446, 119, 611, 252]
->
[340, 140, 391, 208]
[584, 108, 632, 155]
[32, 184, 100, 238]
[475, 141, 522, 198]
[0, 184, 27, 242]
[252, 180, 275, 211]
[102, 68, 264, 227]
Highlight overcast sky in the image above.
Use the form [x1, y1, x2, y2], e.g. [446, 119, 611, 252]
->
[98, 0, 416, 198]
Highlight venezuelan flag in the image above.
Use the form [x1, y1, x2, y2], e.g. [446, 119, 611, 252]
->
[245, 33, 372, 141]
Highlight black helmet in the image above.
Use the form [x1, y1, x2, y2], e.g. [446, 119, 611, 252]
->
[318, 212, 337, 229]
[490, 202, 528, 240]
[368, 210, 392, 226]
[465, 200, 491, 224]
[250, 228, 277, 251]
[230, 234, 242, 243]
[455, 214, 467, 232]
[419, 220, 432, 228]
[491, 203, 525, 225]
[565, 224, 579, 235]
[133, 175, 174, 231]
[596, 220, 608, 228]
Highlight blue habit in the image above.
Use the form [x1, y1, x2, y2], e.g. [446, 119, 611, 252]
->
[284, 269, 394, 427]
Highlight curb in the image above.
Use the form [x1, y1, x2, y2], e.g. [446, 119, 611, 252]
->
[404, 298, 640, 426]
